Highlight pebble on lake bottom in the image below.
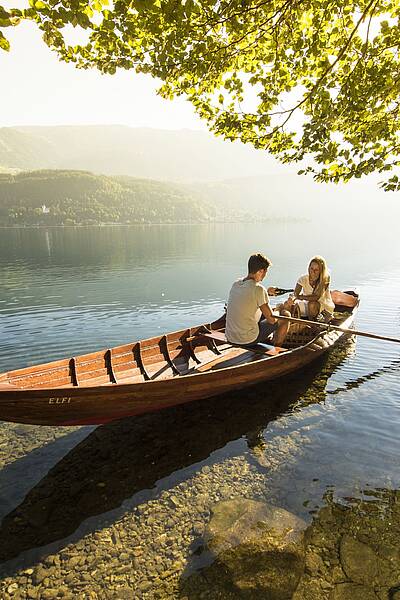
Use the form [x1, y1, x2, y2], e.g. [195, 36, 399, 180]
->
[0, 447, 399, 600]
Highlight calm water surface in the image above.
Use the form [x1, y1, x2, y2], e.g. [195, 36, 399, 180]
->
[0, 222, 399, 596]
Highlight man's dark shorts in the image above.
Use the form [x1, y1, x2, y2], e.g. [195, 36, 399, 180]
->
[241, 320, 278, 347]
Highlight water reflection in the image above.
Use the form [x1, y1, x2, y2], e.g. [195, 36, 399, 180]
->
[327, 356, 400, 396]
[1, 224, 400, 371]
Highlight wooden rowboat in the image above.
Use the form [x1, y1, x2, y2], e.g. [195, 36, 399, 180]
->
[0, 290, 359, 426]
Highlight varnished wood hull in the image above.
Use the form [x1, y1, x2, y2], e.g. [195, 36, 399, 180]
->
[0, 294, 359, 426]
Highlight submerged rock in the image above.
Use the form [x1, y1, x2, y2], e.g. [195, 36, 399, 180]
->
[203, 497, 307, 599]
[329, 582, 378, 600]
[205, 497, 306, 552]
[339, 534, 378, 585]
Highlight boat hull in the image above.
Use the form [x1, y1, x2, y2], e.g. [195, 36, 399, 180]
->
[0, 314, 354, 426]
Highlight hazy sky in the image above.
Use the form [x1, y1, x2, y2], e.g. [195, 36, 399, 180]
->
[1, 20, 203, 129]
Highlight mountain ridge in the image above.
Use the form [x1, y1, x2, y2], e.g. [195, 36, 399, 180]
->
[0, 125, 284, 182]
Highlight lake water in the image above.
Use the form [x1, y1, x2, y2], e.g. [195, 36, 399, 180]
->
[0, 222, 399, 598]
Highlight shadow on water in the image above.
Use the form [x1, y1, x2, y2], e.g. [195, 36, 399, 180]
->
[0, 427, 93, 522]
[0, 341, 357, 576]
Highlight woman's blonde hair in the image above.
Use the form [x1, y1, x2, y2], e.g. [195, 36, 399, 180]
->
[309, 255, 330, 299]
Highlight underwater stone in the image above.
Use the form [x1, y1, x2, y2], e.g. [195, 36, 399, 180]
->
[339, 535, 378, 585]
[330, 582, 378, 600]
[204, 497, 307, 599]
[205, 497, 306, 553]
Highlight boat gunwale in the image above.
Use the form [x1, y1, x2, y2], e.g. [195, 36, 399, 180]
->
[0, 302, 358, 394]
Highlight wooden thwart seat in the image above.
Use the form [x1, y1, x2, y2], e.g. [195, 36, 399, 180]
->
[201, 330, 286, 356]
[187, 334, 287, 374]
[194, 348, 259, 373]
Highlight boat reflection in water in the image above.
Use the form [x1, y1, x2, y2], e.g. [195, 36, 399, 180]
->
[0, 340, 356, 575]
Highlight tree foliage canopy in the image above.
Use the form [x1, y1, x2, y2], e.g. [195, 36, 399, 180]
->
[2, 1, 400, 189]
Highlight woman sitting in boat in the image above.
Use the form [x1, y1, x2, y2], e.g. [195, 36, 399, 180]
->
[293, 255, 335, 321]
[225, 252, 292, 347]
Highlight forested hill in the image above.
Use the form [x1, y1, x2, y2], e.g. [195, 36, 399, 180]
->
[0, 170, 220, 226]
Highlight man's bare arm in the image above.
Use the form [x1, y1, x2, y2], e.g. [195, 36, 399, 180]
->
[259, 303, 276, 325]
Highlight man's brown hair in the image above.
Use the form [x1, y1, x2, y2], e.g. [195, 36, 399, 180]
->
[248, 253, 271, 274]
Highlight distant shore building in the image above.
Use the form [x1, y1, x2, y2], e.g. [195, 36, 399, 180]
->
[41, 204, 50, 214]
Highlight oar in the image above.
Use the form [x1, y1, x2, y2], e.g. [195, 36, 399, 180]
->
[274, 314, 400, 344]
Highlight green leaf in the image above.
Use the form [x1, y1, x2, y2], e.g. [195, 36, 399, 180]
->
[0, 31, 10, 51]
[3, 0, 400, 188]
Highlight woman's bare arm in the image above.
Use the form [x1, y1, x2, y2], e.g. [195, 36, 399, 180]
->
[294, 282, 318, 302]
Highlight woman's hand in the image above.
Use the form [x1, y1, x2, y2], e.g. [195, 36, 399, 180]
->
[282, 297, 294, 312]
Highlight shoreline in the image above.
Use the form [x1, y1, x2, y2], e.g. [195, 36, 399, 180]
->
[0, 218, 309, 229]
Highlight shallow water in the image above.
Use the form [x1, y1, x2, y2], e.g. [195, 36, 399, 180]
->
[0, 222, 399, 598]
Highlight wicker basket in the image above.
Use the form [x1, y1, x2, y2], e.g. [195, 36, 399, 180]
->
[285, 303, 315, 348]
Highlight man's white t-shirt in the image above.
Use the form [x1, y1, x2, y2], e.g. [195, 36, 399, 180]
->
[225, 278, 269, 344]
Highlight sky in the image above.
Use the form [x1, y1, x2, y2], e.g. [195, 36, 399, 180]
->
[0, 19, 204, 130]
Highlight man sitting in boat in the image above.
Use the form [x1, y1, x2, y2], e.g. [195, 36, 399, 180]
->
[225, 253, 291, 347]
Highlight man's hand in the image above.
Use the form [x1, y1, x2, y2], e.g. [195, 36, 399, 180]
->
[267, 286, 277, 296]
